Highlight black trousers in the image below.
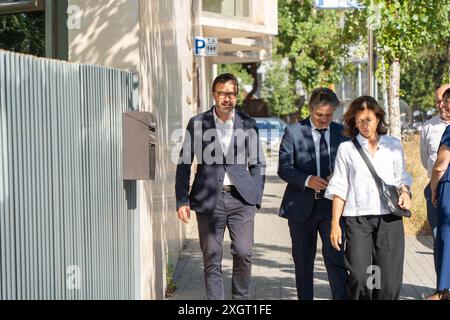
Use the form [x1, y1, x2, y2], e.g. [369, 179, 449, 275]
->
[288, 199, 348, 300]
[344, 214, 405, 300]
[196, 187, 256, 300]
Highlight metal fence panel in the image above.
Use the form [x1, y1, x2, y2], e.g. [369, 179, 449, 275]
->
[0, 50, 136, 300]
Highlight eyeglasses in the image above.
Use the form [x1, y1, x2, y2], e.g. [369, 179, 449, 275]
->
[215, 91, 237, 99]
[437, 99, 450, 105]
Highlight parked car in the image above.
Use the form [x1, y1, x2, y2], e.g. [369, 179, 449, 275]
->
[254, 117, 287, 155]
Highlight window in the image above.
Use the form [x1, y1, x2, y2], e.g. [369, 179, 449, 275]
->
[0, 0, 45, 56]
[203, 0, 250, 18]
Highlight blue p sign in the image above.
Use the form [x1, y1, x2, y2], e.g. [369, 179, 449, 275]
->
[194, 37, 218, 56]
[195, 38, 206, 56]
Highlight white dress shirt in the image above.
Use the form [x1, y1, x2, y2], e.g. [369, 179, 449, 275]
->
[305, 119, 331, 189]
[420, 115, 449, 178]
[325, 134, 413, 217]
[213, 107, 235, 186]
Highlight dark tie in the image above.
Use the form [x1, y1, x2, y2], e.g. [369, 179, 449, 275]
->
[316, 128, 330, 179]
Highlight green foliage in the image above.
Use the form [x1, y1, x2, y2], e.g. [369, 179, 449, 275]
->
[277, 0, 358, 94]
[344, 1, 450, 114]
[261, 56, 298, 117]
[363, 0, 450, 65]
[401, 44, 449, 111]
[0, 12, 45, 57]
[165, 260, 177, 298]
[300, 106, 310, 119]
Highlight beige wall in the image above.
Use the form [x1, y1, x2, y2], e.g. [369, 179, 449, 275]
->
[67, 0, 277, 300]
[68, 0, 195, 299]
[138, 0, 195, 300]
[68, 0, 140, 72]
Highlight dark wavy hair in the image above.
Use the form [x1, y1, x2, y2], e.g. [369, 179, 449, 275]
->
[343, 96, 388, 138]
[443, 88, 450, 101]
[308, 87, 340, 109]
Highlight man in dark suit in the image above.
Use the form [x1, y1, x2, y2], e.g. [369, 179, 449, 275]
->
[278, 88, 348, 300]
[175, 73, 265, 300]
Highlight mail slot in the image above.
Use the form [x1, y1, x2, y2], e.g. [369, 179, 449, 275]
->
[122, 111, 156, 180]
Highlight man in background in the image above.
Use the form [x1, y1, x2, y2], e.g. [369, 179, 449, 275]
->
[420, 83, 450, 272]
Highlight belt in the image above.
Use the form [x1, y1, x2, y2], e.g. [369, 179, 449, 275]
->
[314, 191, 325, 200]
[222, 185, 236, 192]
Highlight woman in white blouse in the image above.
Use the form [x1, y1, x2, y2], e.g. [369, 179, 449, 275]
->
[326, 96, 412, 300]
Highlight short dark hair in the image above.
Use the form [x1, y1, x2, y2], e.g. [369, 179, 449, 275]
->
[443, 88, 450, 100]
[212, 73, 239, 93]
[343, 96, 388, 138]
[308, 87, 340, 109]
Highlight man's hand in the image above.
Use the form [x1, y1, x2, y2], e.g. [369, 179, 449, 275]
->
[177, 206, 191, 224]
[308, 176, 329, 192]
[398, 192, 412, 211]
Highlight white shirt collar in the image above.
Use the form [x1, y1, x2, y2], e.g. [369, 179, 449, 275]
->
[309, 118, 330, 132]
[439, 116, 450, 125]
[213, 106, 235, 125]
[356, 133, 387, 150]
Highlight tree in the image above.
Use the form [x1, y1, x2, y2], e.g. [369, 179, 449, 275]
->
[277, 0, 356, 96]
[362, 0, 450, 138]
[0, 12, 45, 57]
[401, 44, 449, 112]
[261, 56, 297, 117]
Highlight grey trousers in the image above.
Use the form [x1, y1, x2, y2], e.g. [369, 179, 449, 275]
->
[196, 187, 256, 300]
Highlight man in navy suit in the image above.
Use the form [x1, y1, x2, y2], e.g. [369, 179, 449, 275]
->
[175, 73, 265, 300]
[278, 88, 348, 300]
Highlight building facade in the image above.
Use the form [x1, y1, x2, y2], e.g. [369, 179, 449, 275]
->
[0, 0, 277, 299]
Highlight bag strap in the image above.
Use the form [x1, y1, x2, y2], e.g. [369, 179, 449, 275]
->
[352, 139, 385, 192]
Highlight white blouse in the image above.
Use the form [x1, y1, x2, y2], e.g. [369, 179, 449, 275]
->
[325, 134, 413, 217]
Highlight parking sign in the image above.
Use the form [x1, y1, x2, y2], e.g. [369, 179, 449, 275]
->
[194, 37, 218, 56]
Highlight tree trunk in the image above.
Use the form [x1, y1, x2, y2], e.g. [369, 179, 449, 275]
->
[381, 56, 389, 115]
[388, 59, 401, 139]
[243, 63, 259, 105]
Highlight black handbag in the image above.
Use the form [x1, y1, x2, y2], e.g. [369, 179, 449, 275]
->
[352, 139, 411, 218]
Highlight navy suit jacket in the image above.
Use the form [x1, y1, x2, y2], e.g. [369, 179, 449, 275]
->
[278, 118, 347, 223]
[175, 107, 266, 214]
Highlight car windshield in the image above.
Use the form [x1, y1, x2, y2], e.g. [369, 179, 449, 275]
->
[255, 119, 286, 141]
[255, 121, 270, 130]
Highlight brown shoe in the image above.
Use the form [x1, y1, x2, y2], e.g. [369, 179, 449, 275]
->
[426, 289, 450, 300]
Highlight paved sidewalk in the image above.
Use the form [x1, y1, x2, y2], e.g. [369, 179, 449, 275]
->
[169, 161, 436, 300]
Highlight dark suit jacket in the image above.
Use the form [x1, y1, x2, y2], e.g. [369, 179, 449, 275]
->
[278, 118, 346, 223]
[175, 107, 266, 214]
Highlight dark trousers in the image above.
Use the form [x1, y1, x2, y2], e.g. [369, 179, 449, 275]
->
[196, 187, 256, 300]
[424, 183, 438, 273]
[288, 199, 348, 300]
[437, 181, 450, 290]
[344, 214, 405, 300]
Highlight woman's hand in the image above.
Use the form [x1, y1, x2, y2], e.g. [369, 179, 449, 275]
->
[398, 192, 411, 211]
[330, 222, 342, 251]
[431, 188, 438, 207]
